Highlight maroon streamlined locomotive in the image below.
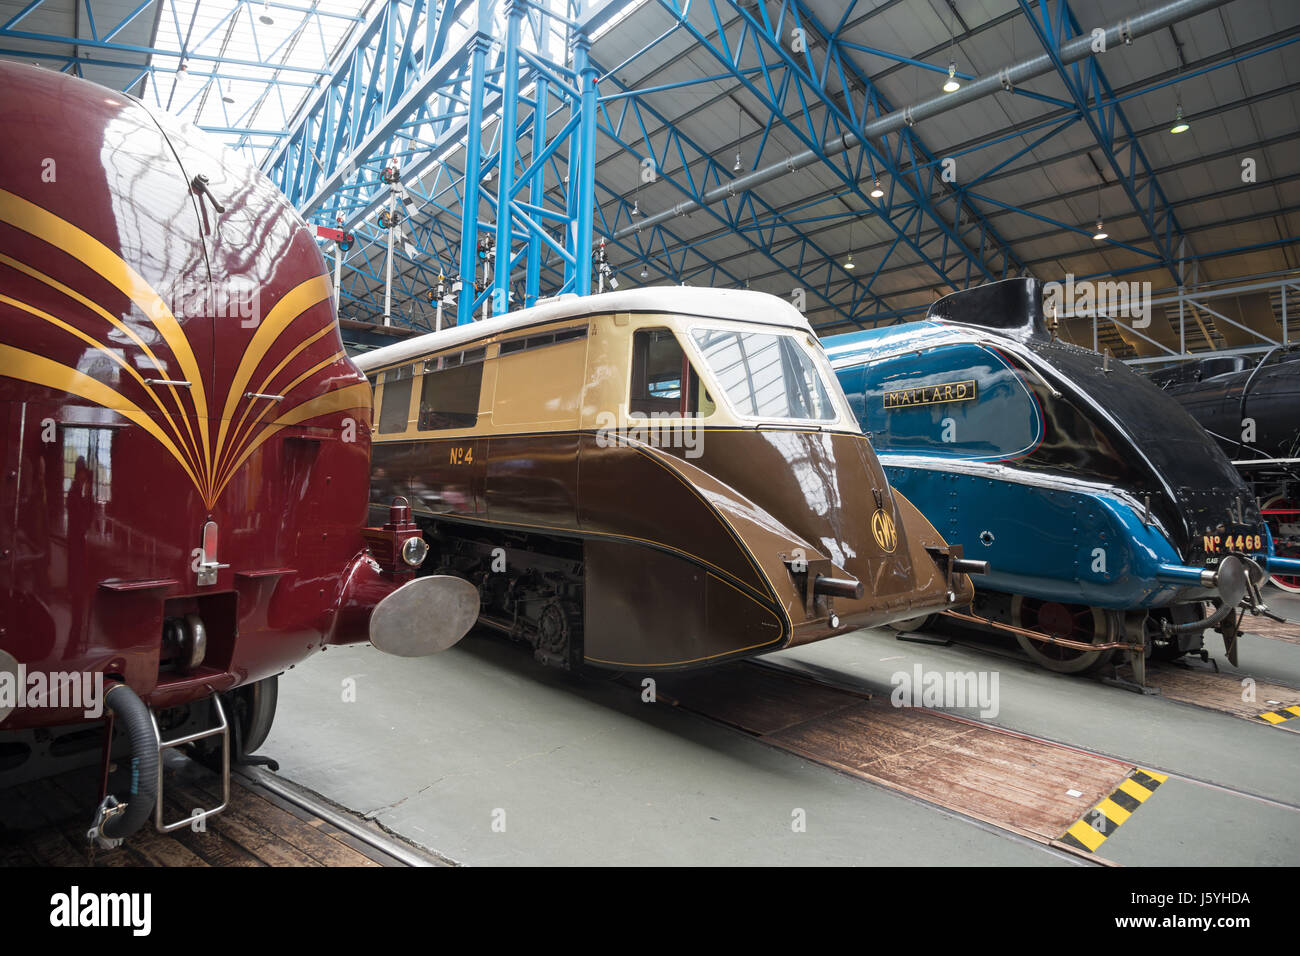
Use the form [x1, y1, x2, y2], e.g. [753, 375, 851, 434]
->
[0, 62, 475, 846]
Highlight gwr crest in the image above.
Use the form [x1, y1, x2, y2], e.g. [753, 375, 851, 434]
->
[872, 508, 898, 553]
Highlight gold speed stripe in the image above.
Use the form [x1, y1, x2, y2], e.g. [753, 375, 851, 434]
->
[0, 293, 205, 480]
[1060, 768, 1167, 853]
[212, 274, 332, 469]
[0, 187, 213, 499]
[1256, 705, 1300, 725]
[215, 350, 346, 492]
[220, 322, 337, 475]
[210, 382, 370, 502]
[0, 251, 205, 473]
[0, 342, 203, 494]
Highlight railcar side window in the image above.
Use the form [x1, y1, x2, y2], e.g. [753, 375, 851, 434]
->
[378, 366, 415, 434]
[630, 328, 713, 417]
[418, 349, 484, 430]
[691, 328, 836, 421]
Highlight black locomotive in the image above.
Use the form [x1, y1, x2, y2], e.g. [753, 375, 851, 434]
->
[1151, 346, 1300, 591]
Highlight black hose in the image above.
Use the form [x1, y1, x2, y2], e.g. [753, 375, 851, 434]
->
[100, 683, 158, 840]
[1165, 600, 1235, 635]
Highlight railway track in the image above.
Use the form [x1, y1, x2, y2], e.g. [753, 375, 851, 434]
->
[643, 657, 1300, 864]
[0, 755, 449, 868]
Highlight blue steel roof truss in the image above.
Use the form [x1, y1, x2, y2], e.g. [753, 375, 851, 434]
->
[6, 0, 1295, 335]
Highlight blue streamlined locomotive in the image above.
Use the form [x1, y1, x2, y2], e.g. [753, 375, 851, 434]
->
[825, 278, 1300, 680]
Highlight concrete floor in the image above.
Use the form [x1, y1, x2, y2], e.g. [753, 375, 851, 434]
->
[261, 587, 1300, 866]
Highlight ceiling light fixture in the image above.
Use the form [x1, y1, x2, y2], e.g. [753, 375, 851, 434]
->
[870, 178, 884, 199]
[943, 60, 960, 93]
[942, 7, 960, 94]
[1091, 179, 1108, 240]
[1170, 47, 1190, 134]
[1170, 101, 1189, 134]
[734, 105, 743, 173]
[221, 81, 234, 104]
[259, 0, 274, 25]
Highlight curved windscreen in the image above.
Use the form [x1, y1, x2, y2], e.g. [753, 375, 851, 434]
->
[691, 328, 837, 421]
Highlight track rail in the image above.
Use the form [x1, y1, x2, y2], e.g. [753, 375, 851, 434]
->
[234, 767, 454, 867]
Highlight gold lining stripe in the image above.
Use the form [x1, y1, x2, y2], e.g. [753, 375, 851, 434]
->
[222, 322, 337, 472]
[217, 351, 347, 492]
[0, 187, 213, 500]
[211, 382, 370, 502]
[0, 195, 344, 506]
[213, 274, 332, 469]
[0, 293, 203, 480]
[626, 442, 773, 594]
[395, 505, 772, 608]
[0, 342, 202, 493]
[0, 252, 205, 473]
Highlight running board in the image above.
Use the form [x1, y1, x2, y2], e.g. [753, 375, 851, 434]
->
[149, 695, 230, 833]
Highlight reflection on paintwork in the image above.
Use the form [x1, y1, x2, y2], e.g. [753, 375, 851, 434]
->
[854, 344, 1041, 461]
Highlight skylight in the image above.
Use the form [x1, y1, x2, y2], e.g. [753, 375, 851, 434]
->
[144, 0, 378, 167]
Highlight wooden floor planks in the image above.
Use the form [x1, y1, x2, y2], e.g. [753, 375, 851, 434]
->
[1, 760, 397, 867]
[659, 663, 1131, 843]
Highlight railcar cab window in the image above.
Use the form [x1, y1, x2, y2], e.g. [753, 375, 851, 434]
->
[691, 328, 837, 421]
[378, 365, 415, 434]
[419, 347, 485, 430]
[630, 328, 715, 417]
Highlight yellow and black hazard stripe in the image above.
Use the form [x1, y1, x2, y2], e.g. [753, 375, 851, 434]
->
[1060, 769, 1167, 854]
[1256, 705, 1300, 725]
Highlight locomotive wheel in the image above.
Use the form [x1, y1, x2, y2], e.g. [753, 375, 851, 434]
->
[186, 675, 278, 768]
[231, 675, 279, 755]
[1010, 596, 1117, 674]
[1262, 494, 1300, 593]
[533, 599, 582, 670]
[536, 603, 568, 653]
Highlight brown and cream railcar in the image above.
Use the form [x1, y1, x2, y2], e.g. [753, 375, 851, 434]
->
[358, 288, 980, 671]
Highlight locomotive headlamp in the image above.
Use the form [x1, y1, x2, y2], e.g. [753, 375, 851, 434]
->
[362, 497, 429, 574]
[402, 535, 430, 568]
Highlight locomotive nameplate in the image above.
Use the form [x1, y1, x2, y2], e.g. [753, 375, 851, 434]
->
[883, 379, 978, 410]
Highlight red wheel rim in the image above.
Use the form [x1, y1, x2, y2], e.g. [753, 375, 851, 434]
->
[1263, 497, 1300, 592]
[1023, 600, 1099, 662]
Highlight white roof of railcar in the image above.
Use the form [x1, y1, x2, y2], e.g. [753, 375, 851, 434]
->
[354, 287, 814, 372]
